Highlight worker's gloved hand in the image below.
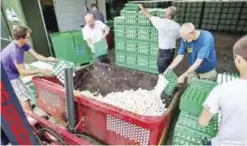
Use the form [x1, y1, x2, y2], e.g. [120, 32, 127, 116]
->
[177, 74, 187, 84]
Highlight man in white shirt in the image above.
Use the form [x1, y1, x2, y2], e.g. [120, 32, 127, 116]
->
[198, 35, 247, 145]
[138, 4, 180, 76]
[82, 13, 110, 63]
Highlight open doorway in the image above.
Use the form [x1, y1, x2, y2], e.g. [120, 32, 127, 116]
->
[39, 0, 59, 33]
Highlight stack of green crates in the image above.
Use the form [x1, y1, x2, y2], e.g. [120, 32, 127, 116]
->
[114, 3, 166, 74]
[172, 79, 219, 145]
[50, 30, 93, 65]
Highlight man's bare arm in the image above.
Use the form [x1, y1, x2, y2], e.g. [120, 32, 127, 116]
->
[138, 4, 152, 20]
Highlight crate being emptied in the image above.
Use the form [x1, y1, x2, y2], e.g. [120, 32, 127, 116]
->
[32, 63, 181, 145]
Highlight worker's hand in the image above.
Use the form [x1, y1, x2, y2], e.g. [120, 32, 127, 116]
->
[47, 57, 56, 62]
[138, 4, 144, 9]
[177, 74, 187, 84]
[39, 69, 53, 76]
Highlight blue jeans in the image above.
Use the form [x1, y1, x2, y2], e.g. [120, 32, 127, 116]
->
[157, 49, 175, 74]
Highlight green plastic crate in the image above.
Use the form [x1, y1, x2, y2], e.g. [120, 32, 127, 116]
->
[149, 42, 159, 56]
[137, 55, 149, 68]
[125, 26, 137, 40]
[179, 79, 218, 117]
[114, 16, 126, 25]
[164, 69, 178, 95]
[149, 56, 158, 70]
[137, 41, 150, 55]
[150, 27, 158, 42]
[71, 31, 93, 63]
[126, 40, 137, 53]
[115, 39, 125, 51]
[137, 26, 151, 41]
[172, 111, 218, 145]
[126, 53, 137, 69]
[94, 39, 108, 57]
[114, 25, 125, 38]
[157, 9, 166, 18]
[50, 31, 93, 65]
[115, 51, 126, 64]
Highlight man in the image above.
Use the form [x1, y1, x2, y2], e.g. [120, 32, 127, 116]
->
[198, 35, 247, 145]
[167, 23, 217, 83]
[138, 4, 180, 77]
[1, 25, 55, 114]
[89, 3, 105, 22]
[82, 13, 110, 63]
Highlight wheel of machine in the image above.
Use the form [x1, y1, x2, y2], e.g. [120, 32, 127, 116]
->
[74, 134, 101, 145]
[38, 126, 67, 145]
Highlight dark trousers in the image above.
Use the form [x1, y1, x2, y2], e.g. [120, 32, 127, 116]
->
[95, 54, 111, 64]
[157, 49, 175, 74]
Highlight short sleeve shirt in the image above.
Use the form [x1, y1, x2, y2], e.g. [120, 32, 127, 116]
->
[177, 30, 217, 73]
[0, 41, 31, 80]
[82, 20, 107, 43]
[203, 79, 247, 145]
[150, 16, 180, 49]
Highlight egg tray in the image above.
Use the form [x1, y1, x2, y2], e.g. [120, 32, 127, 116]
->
[179, 79, 218, 117]
[216, 72, 239, 84]
[163, 69, 178, 96]
[94, 39, 108, 57]
[172, 112, 218, 145]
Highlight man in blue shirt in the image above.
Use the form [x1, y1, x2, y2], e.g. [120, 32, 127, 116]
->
[166, 23, 217, 83]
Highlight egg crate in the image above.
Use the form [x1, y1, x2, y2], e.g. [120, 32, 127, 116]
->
[149, 43, 159, 57]
[120, 9, 125, 16]
[124, 10, 138, 20]
[164, 69, 178, 96]
[126, 41, 138, 53]
[52, 60, 75, 85]
[124, 3, 139, 11]
[137, 42, 150, 55]
[115, 51, 126, 64]
[156, 9, 166, 18]
[115, 39, 126, 51]
[126, 53, 137, 69]
[137, 55, 149, 68]
[216, 72, 239, 85]
[179, 79, 217, 117]
[150, 27, 158, 42]
[149, 57, 158, 70]
[172, 112, 218, 145]
[125, 26, 137, 40]
[114, 16, 126, 25]
[178, 112, 218, 135]
[137, 26, 151, 41]
[126, 19, 138, 25]
[114, 25, 125, 38]
[94, 39, 108, 57]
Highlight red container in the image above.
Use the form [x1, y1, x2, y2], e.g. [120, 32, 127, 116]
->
[32, 76, 180, 145]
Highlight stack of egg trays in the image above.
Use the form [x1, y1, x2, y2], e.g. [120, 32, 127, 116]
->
[150, 27, 158, 42]
[125, 26, 137, 40]
[164, 69, 178, 96]
[216, 72, 239, 85]
[173, 112, 218, 145]
[156, 8, 166, 18]
[137, 26, 150, 41]
[114, 17, 126, 39]
[179, 79, 218, 117]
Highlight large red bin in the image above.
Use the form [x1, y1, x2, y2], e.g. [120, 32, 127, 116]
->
[32, 76, 180, 145]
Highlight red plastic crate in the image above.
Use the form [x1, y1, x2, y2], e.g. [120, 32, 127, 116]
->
[32, 76, 179, 145]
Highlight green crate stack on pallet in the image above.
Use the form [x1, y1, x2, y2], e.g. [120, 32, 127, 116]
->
[173, 79, 219, 145]
[114, 3, 166, 74]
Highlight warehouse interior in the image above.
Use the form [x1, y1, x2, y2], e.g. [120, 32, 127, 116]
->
[1, 0, 247, 145]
